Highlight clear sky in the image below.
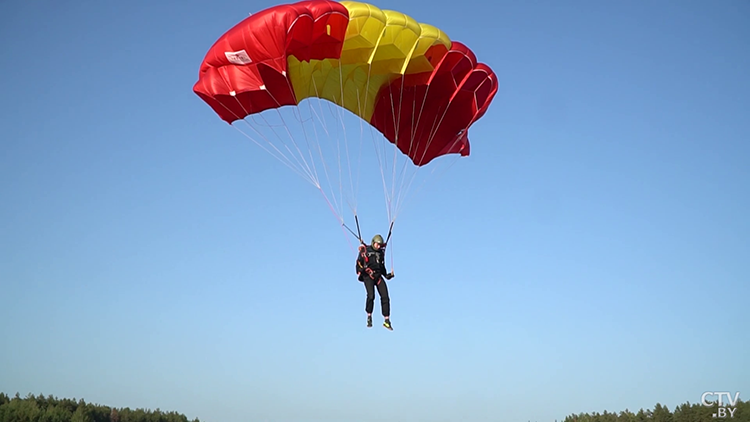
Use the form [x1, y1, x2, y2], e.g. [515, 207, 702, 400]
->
[1, 1, 748, 422]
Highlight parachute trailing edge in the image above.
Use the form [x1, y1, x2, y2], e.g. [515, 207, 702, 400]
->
[193, 0, 497, 166]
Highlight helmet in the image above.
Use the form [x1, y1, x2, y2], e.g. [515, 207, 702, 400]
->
[371, 234, 384, 246]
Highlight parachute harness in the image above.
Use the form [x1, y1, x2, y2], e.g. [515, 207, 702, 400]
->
[343, 215, 394, 270]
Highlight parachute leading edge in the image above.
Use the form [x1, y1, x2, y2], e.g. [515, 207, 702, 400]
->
[193, 0, 498, 166]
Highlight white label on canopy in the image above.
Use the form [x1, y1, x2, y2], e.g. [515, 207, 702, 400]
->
[225, 50, 252, 65]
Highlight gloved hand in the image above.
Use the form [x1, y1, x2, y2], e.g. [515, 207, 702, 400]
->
[384, 272, 394, 280]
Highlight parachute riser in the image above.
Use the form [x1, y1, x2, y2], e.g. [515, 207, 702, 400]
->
[344, 216, 393, 247]
[384, 221, 394, 246]
[384, 221, 395, 272]
[341, 213, 366, 247]
[342, 222, 360, 242]
[355, 214, 364, 245]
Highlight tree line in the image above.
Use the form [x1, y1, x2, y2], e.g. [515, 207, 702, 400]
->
[2, 391, 747, 421]
[562, 399, 748, 422]
[0, 393, 200, 422]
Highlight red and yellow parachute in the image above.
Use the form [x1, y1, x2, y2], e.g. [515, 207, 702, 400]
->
[194, 0, 497, 166]
[193, 0, 497, 247]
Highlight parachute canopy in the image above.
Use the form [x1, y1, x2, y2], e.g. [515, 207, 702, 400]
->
[193, 0, 497, 166]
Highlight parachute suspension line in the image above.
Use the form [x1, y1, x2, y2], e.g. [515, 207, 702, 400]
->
[291, 73, 360, 251]
[319, 183, 357, 255]
[337, 61, 358, 216]
[394, 154, 461, 222]
[382, 81, 400, 224]
[263, 89, 321, 188]
[353, 88, 365, 207]
[306, 78, 333, 139]
[381, 74, 407, 227]
[238, 96, 318, 186]
[218, 84, 358, 253]
[383, 75, 412, 272]
[392, 78, 435, 220]
[265, 87, 350, 231]
[306, 84, 339, 216]
[384, 220, 395, 271]
[230, 124, 311, 182]
[364, 75, 408, 273]
[370, 115, 393, 224]
[215, 96, 316, 185]
[353, 70, 370, 214]
[285, 63, 361, 250]
[282, 86, 327, 194]
[354, 63, 387, 254]
[323, 99, 349, 218]
[308, 64, 356, 224]
[388, 79, 399, 224]
[310, 120, 359, 254]
[393, 78, 433, 218]
[307, 76, 362, 244]
[417, 65, 471, 167]
[332, 62, 380, 253]
[396, 82, 477, 221]
[297, 100, 352, 227]
[366, 73, 394, 226]
[279, 75, 317, 165]
[359, 63, 389, 208]
[389, 76, 408, 226]
[341, 220, 360, 241]
[355, 214, 364, 244]
[289, 103, 326, 194]
[394, 82, 463, 220]
[243, 105, 310, 179]
[364, 26, 392, 222]
[212, 92, 358, 254]
[314, 67, 350, 219]
[331, 78, 346, 219]
[396, 153, 460, 221]
[308, 77, 346, 220]
[394, 122, 444, 218]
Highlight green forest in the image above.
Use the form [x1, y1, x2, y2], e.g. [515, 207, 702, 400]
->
[563, 399, 749, 422]
[0, 393, 199, 422]
[0, 392, 747, 422]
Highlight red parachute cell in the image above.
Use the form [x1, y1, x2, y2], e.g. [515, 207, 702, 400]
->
[369, 42, 498, 165]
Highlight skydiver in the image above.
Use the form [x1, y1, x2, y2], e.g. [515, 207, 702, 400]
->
[356, 234, 395, 330]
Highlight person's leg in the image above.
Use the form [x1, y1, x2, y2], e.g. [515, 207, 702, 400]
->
[376, 278, 392, 330]
[364, 277, 375, 327]
[376, 279, 390, 317]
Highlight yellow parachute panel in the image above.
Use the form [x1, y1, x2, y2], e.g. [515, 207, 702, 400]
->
[287, 1, 451, 121]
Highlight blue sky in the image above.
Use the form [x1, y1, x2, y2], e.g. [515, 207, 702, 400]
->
[1, 1, 748, 421]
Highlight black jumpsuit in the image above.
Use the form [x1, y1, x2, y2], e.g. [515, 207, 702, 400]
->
[356, 245, 391, 317]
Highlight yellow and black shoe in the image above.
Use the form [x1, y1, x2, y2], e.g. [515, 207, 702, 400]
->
[383, 319, 393, 331]
[367, 315, 372, 328]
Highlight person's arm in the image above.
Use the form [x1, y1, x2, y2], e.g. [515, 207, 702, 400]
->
[380, 250, 393, 279]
